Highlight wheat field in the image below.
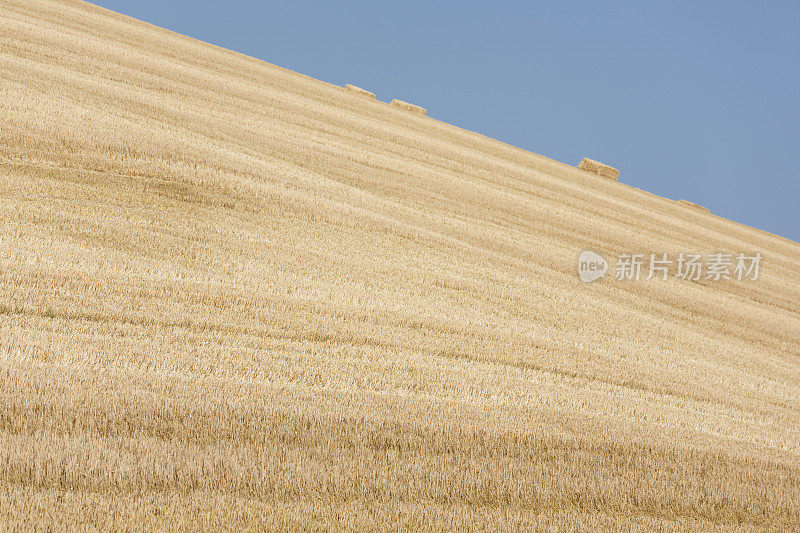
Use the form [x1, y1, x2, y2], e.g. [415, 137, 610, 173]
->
[1, 0, 799, 530]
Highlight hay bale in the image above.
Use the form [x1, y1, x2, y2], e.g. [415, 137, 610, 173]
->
[391, 99, 426, 116]
[344, 84, 375, 99]
[577, 158, 619, 181]
[677, 199, 710, 213]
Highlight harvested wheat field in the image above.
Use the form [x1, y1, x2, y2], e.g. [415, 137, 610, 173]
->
[1, 0, 799, 530]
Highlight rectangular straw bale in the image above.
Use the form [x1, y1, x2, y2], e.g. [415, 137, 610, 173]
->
[391, 99, 426, 116]
[677, 199, 710, 213]
[344, 84, 375, 99]
[577, 158, 620, 181]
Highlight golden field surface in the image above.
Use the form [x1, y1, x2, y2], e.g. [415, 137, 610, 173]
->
[1, 0, 799, 529]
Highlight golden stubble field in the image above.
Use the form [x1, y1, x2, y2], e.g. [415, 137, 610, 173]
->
[0, 0, 799, 529]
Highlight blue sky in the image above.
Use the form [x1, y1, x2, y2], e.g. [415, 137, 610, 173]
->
[95, 1, 799, 242]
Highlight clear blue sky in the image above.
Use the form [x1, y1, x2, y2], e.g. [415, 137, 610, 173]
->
[95, 0, 799, 242]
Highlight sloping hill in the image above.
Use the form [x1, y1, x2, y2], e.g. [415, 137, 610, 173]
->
[1, 0, 799, 529]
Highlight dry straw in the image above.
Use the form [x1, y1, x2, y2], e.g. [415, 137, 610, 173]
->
[391, 99, 426, 116]
[2, 0, 800, 529]
[344, 84, 375, 99]
[577, 158, 619, 181]
[677, 199, 710, 213]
